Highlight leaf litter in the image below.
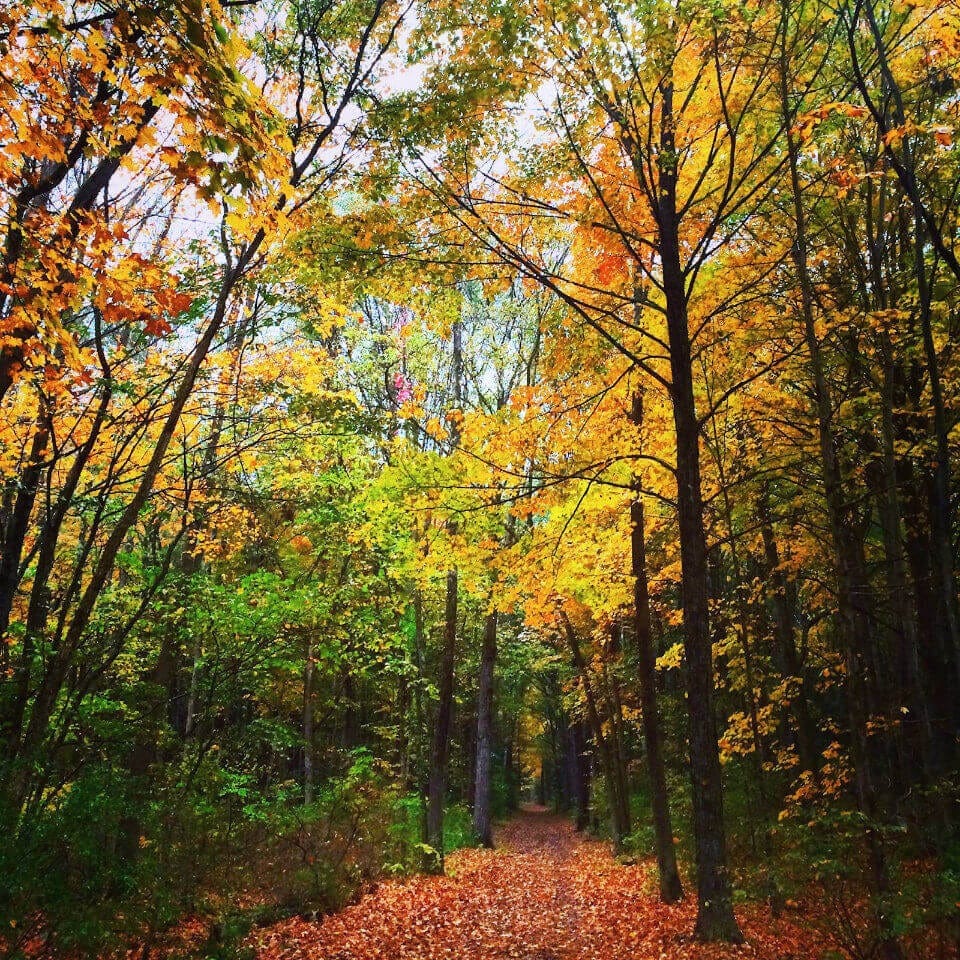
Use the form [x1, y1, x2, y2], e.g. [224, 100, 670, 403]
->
[248, 808, 827, 960]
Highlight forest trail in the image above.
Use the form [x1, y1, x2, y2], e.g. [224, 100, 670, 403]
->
[249, 807, 824, 960]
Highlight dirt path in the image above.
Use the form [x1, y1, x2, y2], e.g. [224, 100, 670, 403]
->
[249, 807, 825, 960]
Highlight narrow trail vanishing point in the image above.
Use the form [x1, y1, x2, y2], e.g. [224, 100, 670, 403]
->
[249, 807, 828, 960]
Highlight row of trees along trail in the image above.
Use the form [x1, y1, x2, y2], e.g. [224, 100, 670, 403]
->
[1, 1, 959, 958]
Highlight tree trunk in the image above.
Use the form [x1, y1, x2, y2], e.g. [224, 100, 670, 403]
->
[570, 721, 591, 831]
[630, 472, 684, 903]
[303, 635, 315, 805]
[657, 71, 741, 941]
[603, 656, 632, 837]
[0, 418, 47, 642]
[413, 591, 429, 845]
[561, 615, 631, 852]
[473, 609, 497, 847]
[757, 487, 819, 780]
[426, 567, 458, 872]
[0, 416, 51, 753]
[779, 34, 904, 956]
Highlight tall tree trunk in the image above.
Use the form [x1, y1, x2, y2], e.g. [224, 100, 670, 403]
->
[630, 450, 684, 902]
[779, 34, 904, 957]
[656, 70, 741, 942]
[397, 668, 411, 789]
[303, 635, 315, 805]
[413, 591, 429, 846]
[0, 412, 48, 641]
[426, 568, 458, 873]
[561, 615, 631, 852]
[602, 656, 632, 842]
[757, 487, 819, 781]
[0, 414, 51, 753]
[570, 721, 591, 831]
[473, 609, 497, 847]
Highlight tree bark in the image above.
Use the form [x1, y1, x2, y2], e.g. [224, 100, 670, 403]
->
[570, 721, 591, 831]
[757, 488, 819, 781]
[630, 475, 684, 903]
[303, 635, 315, 805]
[561, 614, 631, 852]
[0, 415, 49, 641]
[656, 71, 741, 942]
[426, 567, 458, 872]
[779, 32, 904, 955]
[473, 609, 497, 847]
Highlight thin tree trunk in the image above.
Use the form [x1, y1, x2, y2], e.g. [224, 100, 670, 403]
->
[426, 568, 458, 872]
[561, 614, 630, 852]
[397, 668, 410, 789]
[303, 635, 315, 805]
[413, 591, 429, 845]
[629, 440, 684, 901]
[779, 32, 904, 956]
[570, 721, 591, 831]
[602, 655, 632, 842]
[473, 609, 497, 847]
[757, 487, 819, 780]
[0, 414, 48, 641]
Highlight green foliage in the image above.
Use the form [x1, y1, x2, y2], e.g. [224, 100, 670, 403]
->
[0, 762, 225, 955]
[388, 795, 480, 873]
[440, 802, 478, 852]
[0, 750, 436, 956]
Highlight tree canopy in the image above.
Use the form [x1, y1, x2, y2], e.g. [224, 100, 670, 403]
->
[1, 1, 960, 958]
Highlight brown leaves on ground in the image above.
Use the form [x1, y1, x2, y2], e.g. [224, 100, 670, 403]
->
[249, 808, 828, 960]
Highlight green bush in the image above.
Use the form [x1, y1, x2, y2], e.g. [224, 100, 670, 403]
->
[0, 750, 393, 956]
[1, 744, 494, 958]
[0, 763, 206, 955]
[441, 801, 477, 852]
[388, 793, 480, 874]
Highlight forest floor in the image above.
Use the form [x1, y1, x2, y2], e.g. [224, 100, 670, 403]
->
[248, 807, 830, 960]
